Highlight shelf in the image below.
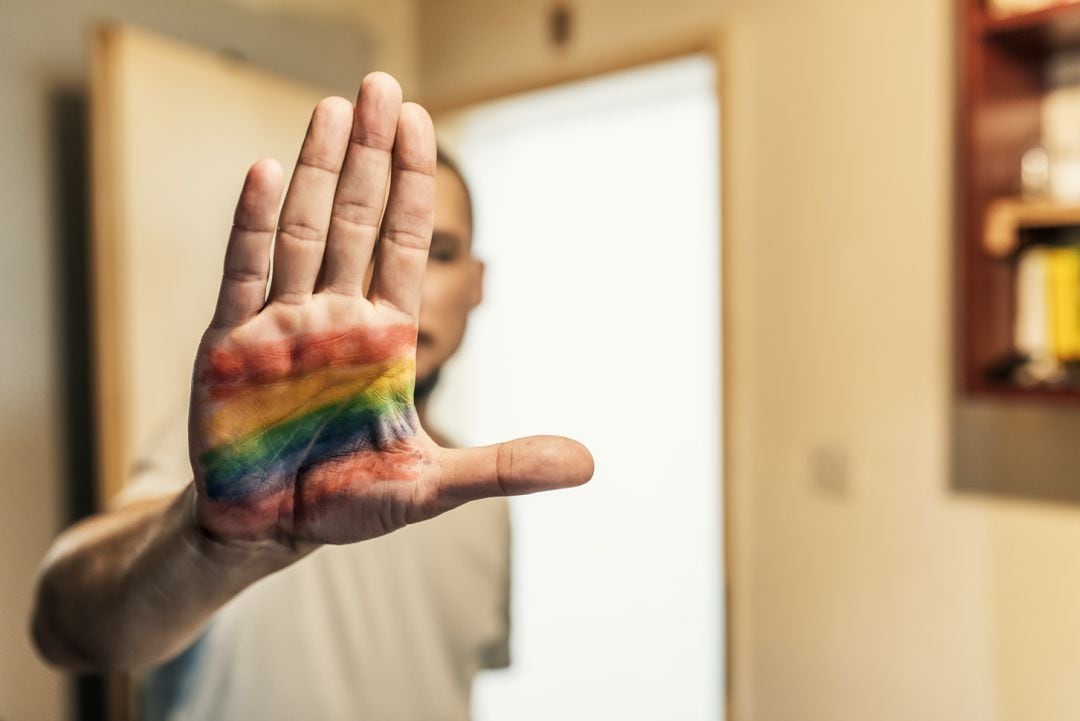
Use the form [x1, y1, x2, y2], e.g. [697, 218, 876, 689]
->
[983, 197, 1080, 256]
[983, 1, 1080, 53]
[971, 382, 1080, 403]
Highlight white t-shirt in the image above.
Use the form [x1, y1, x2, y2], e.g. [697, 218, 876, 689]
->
[118, 413, 511, 721]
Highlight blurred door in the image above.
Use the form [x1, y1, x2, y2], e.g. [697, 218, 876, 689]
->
[434, 55, 724, 721]
[91, 24, 326, 509]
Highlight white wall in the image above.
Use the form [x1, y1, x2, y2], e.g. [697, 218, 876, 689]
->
[433, 56, 723, 720]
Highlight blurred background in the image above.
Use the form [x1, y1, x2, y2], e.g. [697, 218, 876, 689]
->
[5, 0, 1080, 720]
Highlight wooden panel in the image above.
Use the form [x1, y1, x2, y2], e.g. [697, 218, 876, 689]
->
[89, 24, 327, 508]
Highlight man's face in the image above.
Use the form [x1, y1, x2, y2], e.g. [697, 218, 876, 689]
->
[414, 163, 483, 383]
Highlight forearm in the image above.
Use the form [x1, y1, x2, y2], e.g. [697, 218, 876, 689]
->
[32, 483, 309, 671]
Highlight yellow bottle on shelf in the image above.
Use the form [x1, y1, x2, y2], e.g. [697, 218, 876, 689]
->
[1046, 246, 1080, 361]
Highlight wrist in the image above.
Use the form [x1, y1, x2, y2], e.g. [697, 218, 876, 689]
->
[178, 484, 314, 578]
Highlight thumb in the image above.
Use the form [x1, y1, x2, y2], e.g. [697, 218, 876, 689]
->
[436, 435, 594, 509]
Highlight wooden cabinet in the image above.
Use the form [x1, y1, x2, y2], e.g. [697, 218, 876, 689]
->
[958, 0, 1080, 400]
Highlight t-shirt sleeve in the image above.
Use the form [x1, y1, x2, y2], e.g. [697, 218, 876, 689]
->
[109, 410, 192, 510]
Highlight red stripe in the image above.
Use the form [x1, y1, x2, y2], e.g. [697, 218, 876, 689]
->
[202, 324, 415, 388]
[292, 446, 424, 541]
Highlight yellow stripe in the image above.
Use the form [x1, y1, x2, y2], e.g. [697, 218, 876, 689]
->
[204, 357, 414, 447]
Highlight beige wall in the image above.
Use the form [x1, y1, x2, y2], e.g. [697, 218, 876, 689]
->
[0, 2, 414, 719]
[419, 1, 1080, 720]
[232, 0, 421, 93]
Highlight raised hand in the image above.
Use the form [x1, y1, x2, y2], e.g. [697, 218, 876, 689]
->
[189, 73, 593, 546]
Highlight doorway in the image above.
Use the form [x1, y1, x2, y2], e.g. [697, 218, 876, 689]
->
[432, 54, 725, 720]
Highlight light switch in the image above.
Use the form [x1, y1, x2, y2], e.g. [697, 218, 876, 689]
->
[809, 443, 850, 500]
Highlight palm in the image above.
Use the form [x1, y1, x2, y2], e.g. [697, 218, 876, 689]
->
[190, 74, 591, 546]
[193, 301, 433, 544]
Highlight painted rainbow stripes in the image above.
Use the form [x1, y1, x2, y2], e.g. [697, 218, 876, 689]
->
[197, 324, 419, 505]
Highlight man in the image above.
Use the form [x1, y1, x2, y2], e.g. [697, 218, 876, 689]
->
[32, 72, 593, 719]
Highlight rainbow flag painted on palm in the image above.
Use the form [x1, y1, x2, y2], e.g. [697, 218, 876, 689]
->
[197, 324, 419, 505]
